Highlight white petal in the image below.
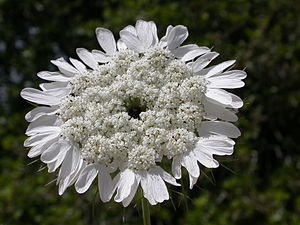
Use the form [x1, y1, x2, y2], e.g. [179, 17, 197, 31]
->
[167, 25, 188, 50]
[140, 171, 169, 205]
[25, 106, 59, 122]
[181, 47, 210, 62]
[117, 40, 127, 50]
[192, 52, 219, 73]
[50, 57, 78, 76]
[58, 159, 84, 195]
[114, 169, 135, 202]
[44, 88, 71, 99]
[98, 166, 118, 202]
[69, 58, 87, 73]
[40, 83, 71, 98]
[227, 93, 244, 108]
[205, 60, 236, 78]
[194, 66, 213, 76]
[188, 173, 199, 189]
[193, 148, 219, 168]
[122, 175, 141, 207]
[47, 145, 69, 173]
[75, 164, 98, 193]
[150, 166, 180, 186]
[27, 136, 58, 158]
[180, 152, 200, 189]
[96, 28, 116, 55]
[205, 88, 232, 105]
[212, 70, 247, 80]
[26, 125, 60, 136]
[39, 82, 68, 91]
[121, 25, 137, 36]
[159, 25, 173, 47]
[171, 44, 199, 58]
[204, 98, 238, 122]
[67, 159, 85, 186]
[149, 21, 158, 46]
[41, 141, 71, 163]
[37, 71, 73, 82]
[24, 131, 60, 147]
[21, 88, 61, 106]
[135, 20, 153, 49]
[181, 152, 200, 179]
[140, 172, 156, 205]
[172, 155, 182, 179]
[59, 147, 81, 178]
[198, 121, 241, 138]
[25, 115, 60, 135]
[198, 136, 234, 156]
[207, 76, 245, 89]
[92, 50, 110, 63]
[120, 30, 144, 53]
[57, 177, 70, 196]
[76, 48, 98, 69]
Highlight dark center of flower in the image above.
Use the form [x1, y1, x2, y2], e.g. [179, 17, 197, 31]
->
[124, 97, 147, 119]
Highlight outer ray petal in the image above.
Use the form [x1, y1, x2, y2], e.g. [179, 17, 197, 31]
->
[121, 174, 141, 207]
[25, 106, 59, 122]
[149, 21, 159, 46]
[167, 25, 189, 50]
[150, 166, 180, 186]
[27, 136, 59, 158]
[37, 71, 73, 82]
[58, 159, 84, 195]
[203, 98, 238, 122]
[198, 121, 241, 138]
[205, 60, 236, 78]
[24, 131, 60, 147]
[181, 152, 200, 189]
[119, 30, 144, 53]
[140, 171, 169, 205]
[114, 169, 135, 202]
[92, 50, 110, 63]
[69, 58, 87, 73]
[172, 155, 182, 179]
[50, 57, 79, 76]
[58, 147, 81, 178]
[76, 48, 98, 69]
[75, 164, 98, 193]
[181, 47, 210, 62]
[21, 88, 61, 106]
[192, 52, 219, 73]
[98, 166, 118, 202]
[96, 28, 117, 55]
[135, 20, 153, 49]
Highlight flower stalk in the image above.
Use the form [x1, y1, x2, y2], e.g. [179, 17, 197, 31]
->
[141, 191, 151, 225]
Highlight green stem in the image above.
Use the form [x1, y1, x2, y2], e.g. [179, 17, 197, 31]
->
[141, 191, 151, 225]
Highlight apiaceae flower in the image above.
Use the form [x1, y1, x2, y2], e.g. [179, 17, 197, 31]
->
[21, 20, 246, 206]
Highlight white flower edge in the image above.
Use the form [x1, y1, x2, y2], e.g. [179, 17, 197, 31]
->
[114, 166, 180, 206]
[72, 164, 181, 206]
[172, 133, 237, 189]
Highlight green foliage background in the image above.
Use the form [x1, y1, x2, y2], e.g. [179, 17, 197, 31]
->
[0, 0, 300, 224]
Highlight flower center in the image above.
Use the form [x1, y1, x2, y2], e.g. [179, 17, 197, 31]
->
[59, 47, 208, 171]
[124, 97, 147, 119]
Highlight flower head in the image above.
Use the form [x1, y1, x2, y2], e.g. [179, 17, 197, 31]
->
[21, 20, 246, 206]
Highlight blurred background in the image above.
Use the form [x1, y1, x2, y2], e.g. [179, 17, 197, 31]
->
[0, 0, 300, 224]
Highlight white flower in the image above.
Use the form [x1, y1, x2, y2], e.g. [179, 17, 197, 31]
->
[21, 20, 246, 206]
